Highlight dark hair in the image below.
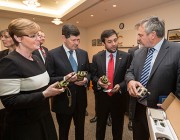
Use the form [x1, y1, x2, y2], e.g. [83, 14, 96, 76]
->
[62, 24, 80, 38]
[135, 16, 165, 38]
[101, 29, 118, 43]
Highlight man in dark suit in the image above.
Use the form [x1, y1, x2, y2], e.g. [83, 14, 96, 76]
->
[125, 16, 180, 140]
[46, 24, 90, 140]
[128, 44, 140, 63]
[91, 29, 130, 140]
[33, 30, 48, 64]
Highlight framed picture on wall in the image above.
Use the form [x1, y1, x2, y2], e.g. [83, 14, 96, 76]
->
[96, 39, 102, 46]
[92, 39, 96, 46]
[167, 28, 180, 42]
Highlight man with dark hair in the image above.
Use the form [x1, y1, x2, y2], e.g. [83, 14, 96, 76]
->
[46, 24, 90, 140]
[125, 16, 180, 140]
[91, 29, 130, 140]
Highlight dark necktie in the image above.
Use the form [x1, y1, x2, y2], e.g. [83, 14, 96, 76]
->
[140, 48, 155, 87]
[107, 53, 114, 96]
[69, 50, 78, 72]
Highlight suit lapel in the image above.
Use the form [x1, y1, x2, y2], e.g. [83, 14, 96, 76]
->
[100, 51, 106, 75]
[114, 51, 122, 77]
[149, 41, 169, 80]
[76, 49, 81, 71]
[60, 46, 74, 72]
[137, 48, 148, 80]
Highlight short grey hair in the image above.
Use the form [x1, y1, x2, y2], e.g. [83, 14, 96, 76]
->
[135, 16, 165, 38]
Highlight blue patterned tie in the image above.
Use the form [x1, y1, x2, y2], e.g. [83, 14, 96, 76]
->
[69, 50, 78, 72]
[140, 48, 155, 87]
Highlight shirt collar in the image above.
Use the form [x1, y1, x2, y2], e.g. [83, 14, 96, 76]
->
[63, 44, 74, 54]
[152, 38, 164, 52]
[105, 50, 117, 58]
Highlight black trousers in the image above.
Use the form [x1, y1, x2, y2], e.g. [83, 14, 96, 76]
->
[56, 108, 86, 140]
[132, 102, 149, 140]
[94, 91, 98, 116]
[96, 92, 125, 140]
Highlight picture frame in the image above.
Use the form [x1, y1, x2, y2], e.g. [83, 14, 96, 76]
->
[167, 28, 180, 42]
[96, 39, 102, 46]
[92, 39, 96, 46]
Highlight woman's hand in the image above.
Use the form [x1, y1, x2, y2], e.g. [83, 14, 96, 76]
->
[42, 82, 65, 98]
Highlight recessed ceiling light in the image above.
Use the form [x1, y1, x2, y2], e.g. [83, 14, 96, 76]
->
[113, 5, 117, 7]
[90, 14, 94, 17]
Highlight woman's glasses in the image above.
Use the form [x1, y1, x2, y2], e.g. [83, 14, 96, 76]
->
[23, 33, 39, 39]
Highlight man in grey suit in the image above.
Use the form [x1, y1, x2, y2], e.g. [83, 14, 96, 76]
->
[46, 24, 90, 140]
[125, 16, 180, 140]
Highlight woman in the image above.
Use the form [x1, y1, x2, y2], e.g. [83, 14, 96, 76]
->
[0, 29, 16, 140]
[0, 29, 16, 58]
[0, 18, 64, 140]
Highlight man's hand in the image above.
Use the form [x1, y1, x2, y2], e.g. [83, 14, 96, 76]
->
[64, 72, 77, 82]
[110, 84, 120, 93]
[127, 80, 142, 97]
[98, 77, 109, 89]
[74, 77, 88, 86]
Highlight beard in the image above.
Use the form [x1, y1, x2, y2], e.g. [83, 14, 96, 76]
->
[106, 47, 117, 53]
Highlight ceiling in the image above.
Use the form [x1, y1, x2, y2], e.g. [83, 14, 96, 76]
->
[0, 0, 173, 28]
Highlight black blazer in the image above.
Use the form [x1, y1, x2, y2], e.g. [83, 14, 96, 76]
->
[91, 50, 130, 112]
[46, 45, 90, 114]
[128, 46, 139, 62]
[32, 46, 48, 63]
[0, 49, 9, 59]
[126, 39, 180, 119]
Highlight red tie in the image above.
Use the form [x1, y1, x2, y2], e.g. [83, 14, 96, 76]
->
[39, 47, 46, 59]
[107, 53, 114, 96]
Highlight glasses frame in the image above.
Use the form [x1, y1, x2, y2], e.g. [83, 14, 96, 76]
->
[23, 34, 39, 39]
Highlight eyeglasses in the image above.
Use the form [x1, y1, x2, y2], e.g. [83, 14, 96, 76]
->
[23, 34, 39, 39]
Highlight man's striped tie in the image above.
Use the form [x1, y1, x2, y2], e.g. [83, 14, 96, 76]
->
[140, 48, 155, 87]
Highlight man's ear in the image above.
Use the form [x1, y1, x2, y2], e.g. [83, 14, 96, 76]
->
[102, 42, 105, 46]
[14, 35, 22, 43]
[62, 35, 66, 42]
[151, 31, 156, 40]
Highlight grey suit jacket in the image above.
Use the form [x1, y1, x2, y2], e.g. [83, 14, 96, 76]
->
[125, 39, 180, 119]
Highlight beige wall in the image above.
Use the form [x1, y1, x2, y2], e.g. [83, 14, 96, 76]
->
[0, 0, 180, 62]
[87, 0, 180, 62]
[0, 18, 87, 52]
